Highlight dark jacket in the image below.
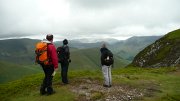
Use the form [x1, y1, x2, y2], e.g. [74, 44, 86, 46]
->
[100, 48, 114, 66]
[63, 45, 70, 62]
[100, 47, 114, 66]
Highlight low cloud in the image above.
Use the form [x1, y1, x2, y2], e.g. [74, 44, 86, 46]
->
[0, 0, 179, 40]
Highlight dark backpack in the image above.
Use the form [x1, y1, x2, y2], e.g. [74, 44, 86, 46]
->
[57, 46, 65, 63]
[102, 50, 114, 66]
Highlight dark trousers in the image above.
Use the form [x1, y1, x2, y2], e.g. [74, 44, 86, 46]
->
[40, 64, 54, 94]
[61, 63, 69, 84]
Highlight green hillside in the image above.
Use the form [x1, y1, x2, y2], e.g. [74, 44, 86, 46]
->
[0, 67, 179, 101]
[0, 38, 129, 68]
[70, 48, 99, 69]
[0, 34, 180, 101]
[166, 29, 180, 39]
[0, 61, 41, 83]
[111, 36, 161, 61]
[0, 38, 130, 84]
[0, 37, 158, 65]
[0, 38, 39, 64]
[131, 29, 180, 67]
[70, 48, 130, 70]
[0, 47, 129, 83]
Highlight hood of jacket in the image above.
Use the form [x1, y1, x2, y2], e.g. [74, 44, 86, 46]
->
[41, 39, 51, 43]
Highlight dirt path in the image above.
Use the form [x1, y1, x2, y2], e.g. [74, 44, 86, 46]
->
[65, 78, 147, 101]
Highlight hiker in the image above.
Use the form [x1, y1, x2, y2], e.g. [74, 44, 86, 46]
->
[35, 34, 58, 95]
[57, 39, 71, 84]
[100, 43, 114, 87]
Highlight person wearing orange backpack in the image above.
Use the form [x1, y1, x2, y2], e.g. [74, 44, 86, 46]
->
[35, 34, 58, 95]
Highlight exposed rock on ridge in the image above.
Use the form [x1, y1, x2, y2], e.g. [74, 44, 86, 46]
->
[131, 29, 180, 67]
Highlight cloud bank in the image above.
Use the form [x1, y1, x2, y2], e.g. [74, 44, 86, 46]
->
[0, 0, 179, 41]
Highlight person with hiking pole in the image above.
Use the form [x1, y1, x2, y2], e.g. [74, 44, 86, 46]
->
[35, 34, 58, 95]
[57, 39, 71, 84]
[100, 43, 114, 87]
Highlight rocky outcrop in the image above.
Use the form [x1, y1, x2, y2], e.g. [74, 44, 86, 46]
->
[131, 29, 180, 67]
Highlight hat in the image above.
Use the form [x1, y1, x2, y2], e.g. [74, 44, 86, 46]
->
[46, 34, 53, 41]
[63, 39, 68, 45]
[102, 43, 106, 48]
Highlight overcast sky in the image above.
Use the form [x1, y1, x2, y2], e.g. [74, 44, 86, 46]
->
[0, 0, 180, 41]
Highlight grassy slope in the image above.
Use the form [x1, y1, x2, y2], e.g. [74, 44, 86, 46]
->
[0, 47, 129, 84]
[153, 29, 180, 64]
[70, 48, 129, 70]
[69, 48, 99, 70]
[0, 67, 179, 101]
[0, 38, 130, 66]
[0, 38, 39, 64]
[131, 29, 180, 67]
[166, 29, 180, 39]
[111, 36, 161, 61]
[0, 61, 41, 83]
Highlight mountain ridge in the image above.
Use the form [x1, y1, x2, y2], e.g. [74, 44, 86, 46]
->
[130, 29, 180, 67]
[0, 36, 161, 65]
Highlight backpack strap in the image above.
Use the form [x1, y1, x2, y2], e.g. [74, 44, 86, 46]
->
[46, 43, 53, 65]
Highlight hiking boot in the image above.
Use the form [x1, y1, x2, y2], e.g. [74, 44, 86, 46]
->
[47, 91, 56, 95]
[40, 91, 47, 95]
[62, 81, 69, 85]
[63, 82, 69, 85]
[103, 84, 111, 88]
[40, 85, 46, 95]
[46, 86, 54, 95]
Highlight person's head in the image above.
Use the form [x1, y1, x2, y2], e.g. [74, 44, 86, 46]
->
[46, 34, 53, 41]
[63, 39, 68, 45]
[102, 43, 106, 48]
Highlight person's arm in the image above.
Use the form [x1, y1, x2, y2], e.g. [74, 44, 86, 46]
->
[100, 48, 103, 53]
[48, 44, 58, 69]
[65, 46, 71, 62]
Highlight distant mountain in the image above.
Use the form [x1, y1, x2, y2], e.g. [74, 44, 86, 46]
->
[55, 36, 161, 61]
[55, 40, 103, 49]
[0, 38, 39, 64]
[70, 48, 130, 69]
[130, 29, 180, 67]
[0, 35, 166, 82]
[54, 38, 120, 49]
[111, 36, 162, 61]
[0, 35, 161, 65]
[0, 38, 129, 83]
[68, 38, 120, 44]
[0, 38, 129, 68]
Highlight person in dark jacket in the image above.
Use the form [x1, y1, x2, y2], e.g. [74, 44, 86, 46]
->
[39, 34, 58, 95]
[58, 39, 71, 84]
[100, 43, 114, 87]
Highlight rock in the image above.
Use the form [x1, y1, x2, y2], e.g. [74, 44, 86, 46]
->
[131, 29, 180, 67]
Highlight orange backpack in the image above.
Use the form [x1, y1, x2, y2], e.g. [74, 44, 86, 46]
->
[35, 42, 50, 65]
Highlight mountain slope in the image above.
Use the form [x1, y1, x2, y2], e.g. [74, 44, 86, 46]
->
[0, 38, 39, 64]
[0, 61, 41, 83]
[0, 39, 129, 83]
[0, 36, 159, 65]
[130, 29, 180, 67]
[0, 38, 129, 69]
[55, 36, 161, 61]
[69, 48, 130, 69]
[55, 40, 104, 49]
[0, 67, 180, 101]
[111, 36, 161, 61]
